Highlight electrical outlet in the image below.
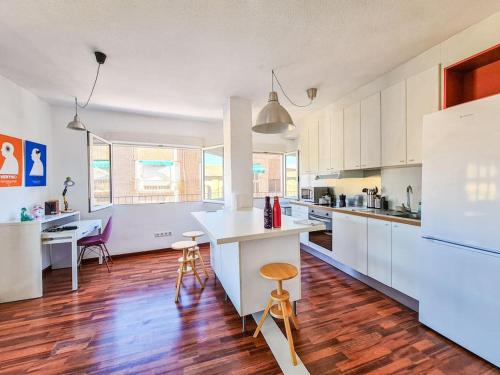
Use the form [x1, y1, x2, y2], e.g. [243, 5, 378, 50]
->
[154, 231, 172, 238]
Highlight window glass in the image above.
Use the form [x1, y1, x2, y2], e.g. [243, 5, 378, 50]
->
[203, 146, 224, 201]
[253, 153, 283, 198]
[88, 133, 112, 212]
[284, 152, 298, 198]
[112, 144, 201, 204]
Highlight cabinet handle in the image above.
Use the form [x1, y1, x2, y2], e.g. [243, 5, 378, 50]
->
[399, 160, 405, 163]
[408, 159, 415, 162]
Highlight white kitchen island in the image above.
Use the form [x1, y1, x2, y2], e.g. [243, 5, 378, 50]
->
[191, 208, 325, 331]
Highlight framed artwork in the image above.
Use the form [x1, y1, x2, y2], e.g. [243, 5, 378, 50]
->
[0, 133, 23, 187]
[24, 140, 47, 187]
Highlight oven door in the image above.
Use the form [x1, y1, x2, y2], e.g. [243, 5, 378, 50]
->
[308, 214, 333, 251]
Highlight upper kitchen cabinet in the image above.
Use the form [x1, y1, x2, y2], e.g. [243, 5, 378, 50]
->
[343, 102, 361, 170]
[360, 92, 381, 168]
[330, 109, 344, 171]
[298, 123, 309, 174]
[381, 81, 406, 167]
[318, 109, 331, 174]
[406, 65, 440, 164]
[308, 115, 319, 174]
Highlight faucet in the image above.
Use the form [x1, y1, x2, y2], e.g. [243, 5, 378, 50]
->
[402, 185, 413, 212]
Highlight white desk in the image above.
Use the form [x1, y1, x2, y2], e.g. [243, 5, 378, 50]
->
[41, 219, 102, 291]
[0, 212, 102, 303]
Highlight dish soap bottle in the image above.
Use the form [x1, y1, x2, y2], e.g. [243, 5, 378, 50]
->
[264, 196, 273, 229]
[273, 196, 281, 228]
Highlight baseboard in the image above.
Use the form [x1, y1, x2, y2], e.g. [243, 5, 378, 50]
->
[301, 244, 419, 312]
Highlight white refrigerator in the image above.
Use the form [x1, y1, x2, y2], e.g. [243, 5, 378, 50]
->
[420, 94, 500, 367]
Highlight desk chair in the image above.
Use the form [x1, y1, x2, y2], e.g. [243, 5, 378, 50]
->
[77, 217, 113, 272]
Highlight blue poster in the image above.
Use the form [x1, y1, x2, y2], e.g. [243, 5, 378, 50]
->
[24, 140, 46, 187]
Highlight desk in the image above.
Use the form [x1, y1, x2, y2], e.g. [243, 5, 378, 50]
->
[0, 212, 102, 303]
[41, 220, 102, 291]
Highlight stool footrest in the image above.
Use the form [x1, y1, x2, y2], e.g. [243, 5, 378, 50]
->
[270, 303, 292, 320]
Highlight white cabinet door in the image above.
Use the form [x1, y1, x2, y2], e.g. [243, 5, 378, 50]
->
[360, 92, 381, 168]
[331, 109, 344, 171]
[392, 222, 421, 300]
[308, 117, 319, 174]
[332, 212, 367, 274]
[318, 109, 331, 174]
[291, 204, 309, 245]
[299, 124, 309, 174]
[367, 218, 391, 286]
[343, 102, 361, 170]
[381, 81, 406, 167]
[406, 65, 440, 164]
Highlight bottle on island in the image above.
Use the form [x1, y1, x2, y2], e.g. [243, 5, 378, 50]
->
[273, 196, 281, 228]
[264, 196, 273, 229]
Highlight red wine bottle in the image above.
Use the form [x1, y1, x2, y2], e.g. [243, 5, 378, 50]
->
[273, 196, 281, 228]
[264, 196, 272, 229]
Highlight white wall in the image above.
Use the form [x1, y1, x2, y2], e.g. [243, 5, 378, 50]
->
[0, 75, 53, 222]
[381, 167, 422, 211]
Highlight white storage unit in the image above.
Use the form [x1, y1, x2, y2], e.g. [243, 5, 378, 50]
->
[343, 102, 361, 170]
[391, 222, 421, 300]
[298, 123, 309, 173]
[360, 92, 381, 168]
[332, 212, 367, 274]
[290, 203, 309, 245]
[330, 109, 344, 171]
[318, 109, 331, 174]
[308, 116, 319, 174]
[406, 65, 440, 165]
[367, 218, 392, 286]
[381, 81, 406, 167]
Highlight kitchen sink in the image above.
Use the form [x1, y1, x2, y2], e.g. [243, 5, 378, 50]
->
[388, 212, 421, 220]
[351, 208, 376, 213]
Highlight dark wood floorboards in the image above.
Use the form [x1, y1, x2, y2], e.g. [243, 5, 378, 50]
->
[0, 246, 497, 374]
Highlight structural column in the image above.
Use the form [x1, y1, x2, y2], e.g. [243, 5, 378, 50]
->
[222, 97, 253, 209]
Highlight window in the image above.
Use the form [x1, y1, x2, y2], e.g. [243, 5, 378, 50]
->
[253, 153, 283, 198]
[202, 146, 224, 202]
[112, 144, 201, 204]
[284, 151, 298, 198]
[88, 132, 112, 212]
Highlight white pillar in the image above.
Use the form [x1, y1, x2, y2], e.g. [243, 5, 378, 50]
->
[223, 97, 253, 209]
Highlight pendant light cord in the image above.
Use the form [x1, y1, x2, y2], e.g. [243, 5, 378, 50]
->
[272, 70, 313, 108]
[76, 63, 101, 109]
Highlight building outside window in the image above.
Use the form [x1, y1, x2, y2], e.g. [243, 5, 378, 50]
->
[252, 152, 283, 198]
[284, 151, 298, 199]
[202, 146, 224, 202]
[112, 144, 201, 204]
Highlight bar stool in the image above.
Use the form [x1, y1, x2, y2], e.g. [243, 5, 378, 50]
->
[172, 240, 203, 303]
[253, 263, 300, 366]
[182, 231, 209, 279]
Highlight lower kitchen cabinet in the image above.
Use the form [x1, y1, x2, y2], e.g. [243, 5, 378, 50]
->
[367, 218, 392, 286]
[291, 203, 309, 246]
[332, 212, 367, 274]
[391, 222, 421, 300]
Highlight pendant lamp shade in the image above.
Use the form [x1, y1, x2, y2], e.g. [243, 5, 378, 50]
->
[67, 113, 86, 131]
[252, 91, 295, 134]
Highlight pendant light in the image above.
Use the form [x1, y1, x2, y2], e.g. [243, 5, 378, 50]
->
[253, 70, 317, 134]
[67, 51, 107, 131]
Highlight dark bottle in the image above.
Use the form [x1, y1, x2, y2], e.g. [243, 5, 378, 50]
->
[272, 196, 281, 228]
[264, 196, 273, 229]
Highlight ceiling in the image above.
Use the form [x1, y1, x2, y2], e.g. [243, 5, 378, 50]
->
[0, 0, 499, 123]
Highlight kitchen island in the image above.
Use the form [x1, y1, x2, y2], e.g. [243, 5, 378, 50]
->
[191, 208, 325, 331]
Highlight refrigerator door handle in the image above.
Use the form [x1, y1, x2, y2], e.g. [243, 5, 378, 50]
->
[422, 235, 500, 256]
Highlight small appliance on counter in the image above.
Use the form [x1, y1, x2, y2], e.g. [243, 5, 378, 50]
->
[374, 195, 386, 209]
[338, 194, 346, 207]
[301, 186, 330, 203]
[362, 186, 378, 208]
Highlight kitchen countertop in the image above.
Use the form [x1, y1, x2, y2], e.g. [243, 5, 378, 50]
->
[191, 207, 326, 245]
[290, 200, 421, 227]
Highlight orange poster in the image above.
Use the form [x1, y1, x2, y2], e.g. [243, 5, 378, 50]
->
[0, 134, 23, 187]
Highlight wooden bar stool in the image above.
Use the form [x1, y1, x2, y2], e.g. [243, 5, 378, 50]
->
[172, 240, 203, 303]
[182, 231, 209, 279]
[253, 263, 300, 366]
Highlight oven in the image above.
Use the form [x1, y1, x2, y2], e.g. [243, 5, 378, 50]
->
[308, 207, 332, 251]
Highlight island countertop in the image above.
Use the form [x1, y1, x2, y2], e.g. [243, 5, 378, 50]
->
[191, 208, 325, 245]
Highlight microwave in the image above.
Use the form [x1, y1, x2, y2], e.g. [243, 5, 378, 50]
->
[301, 187, 329, 203]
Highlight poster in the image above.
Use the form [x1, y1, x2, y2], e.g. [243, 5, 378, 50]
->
[24, 140, 46, 187]
[0, 133, 23, 187]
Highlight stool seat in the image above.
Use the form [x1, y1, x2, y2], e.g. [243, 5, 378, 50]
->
[172, 240, 197, 250]
[182, 231, 204, 239]
[260, 263, 298, 281]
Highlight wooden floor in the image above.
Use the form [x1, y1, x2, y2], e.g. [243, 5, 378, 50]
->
[0, 247, 497, 375]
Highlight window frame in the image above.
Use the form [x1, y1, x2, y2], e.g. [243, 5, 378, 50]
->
[284, 150, 299, 199]
[201, 144, 224, 204]
[87, 131, 113, 212]
[110, 141, 202, 206]
[252, 151, 285, 199]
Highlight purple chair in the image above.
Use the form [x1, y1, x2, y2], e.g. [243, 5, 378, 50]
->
[77, 217, 113, 272]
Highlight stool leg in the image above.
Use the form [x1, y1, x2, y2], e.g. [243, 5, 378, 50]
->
[175, 266, 184, 303]
[287, 300, 299, 330]
[281, 301, 298, 366]
[191, 259, 203, 287]
[253, 297, 273, 338]
[196, 248, 209, 278]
